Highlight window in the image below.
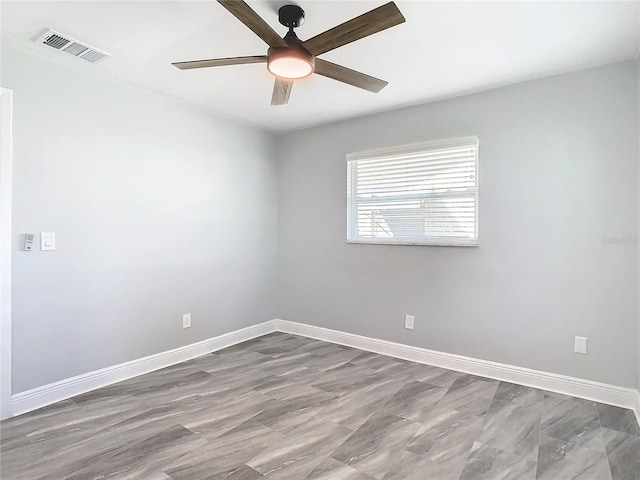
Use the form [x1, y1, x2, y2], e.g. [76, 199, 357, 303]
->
[347, 137, 479, 246]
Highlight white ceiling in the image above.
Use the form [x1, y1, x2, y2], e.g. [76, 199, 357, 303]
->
[2, 1, 639, 132]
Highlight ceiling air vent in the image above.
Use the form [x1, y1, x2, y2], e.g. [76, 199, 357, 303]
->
[35, 29, 111, 64]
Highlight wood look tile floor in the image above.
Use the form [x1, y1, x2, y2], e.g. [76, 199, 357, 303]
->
[1, 332, 639, 480]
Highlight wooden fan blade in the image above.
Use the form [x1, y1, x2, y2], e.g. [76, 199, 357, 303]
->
[314, 59, 388, 93]
[271, 78, 293, 105]
[303, 2, 405, 56]
[218, 0, 287, 48]
[172, 55, 267, 70]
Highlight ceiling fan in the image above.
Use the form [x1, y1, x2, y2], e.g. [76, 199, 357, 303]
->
[172, 1, 406, 105]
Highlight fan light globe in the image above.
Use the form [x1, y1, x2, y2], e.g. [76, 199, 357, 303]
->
[268, 57, 312, 79]
[267, 47, 314, 79]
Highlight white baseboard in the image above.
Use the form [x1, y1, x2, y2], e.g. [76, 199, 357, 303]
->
[275, 319, 640, 412]
[11, 318, 640, 420]
[11, 320, 277, 416]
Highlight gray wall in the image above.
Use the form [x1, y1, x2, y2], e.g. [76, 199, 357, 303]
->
[277, 61, 639, 388]
[2, 44, 279, 393]
[4, 43, 639, 394]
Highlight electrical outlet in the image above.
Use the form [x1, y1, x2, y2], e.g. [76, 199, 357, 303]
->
[182, 313, 191, 329]
[405, 314, 414, 330]
[574, 336, 587, 354]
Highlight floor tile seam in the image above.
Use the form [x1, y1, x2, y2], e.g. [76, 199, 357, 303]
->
[7, 432, 48, 457]
[532, 406, 544, 480]
[470, 440, 540, 467]
[479, 399, 544, 434]
[375, 383, 413, 414]
[593, 402, 621, 479]
[449, 436, 478, 480]
[600, 423, 640, 480]
[601, 424, 640, 441]
[485, 418, 542, 465]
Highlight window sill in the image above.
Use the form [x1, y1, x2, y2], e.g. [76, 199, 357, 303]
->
[346, 239, 479, 247]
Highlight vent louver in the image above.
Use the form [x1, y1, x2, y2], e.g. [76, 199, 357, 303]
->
[43, 33, 70, 49]
[36, 29, 111, 64]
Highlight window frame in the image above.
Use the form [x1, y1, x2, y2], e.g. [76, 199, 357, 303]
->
[346, 136, 479, 247]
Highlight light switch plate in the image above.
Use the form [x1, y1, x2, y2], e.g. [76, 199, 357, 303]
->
[40, 232, 55, 251]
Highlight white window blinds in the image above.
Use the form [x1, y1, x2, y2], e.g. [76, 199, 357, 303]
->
[347, 137, 479, 246]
